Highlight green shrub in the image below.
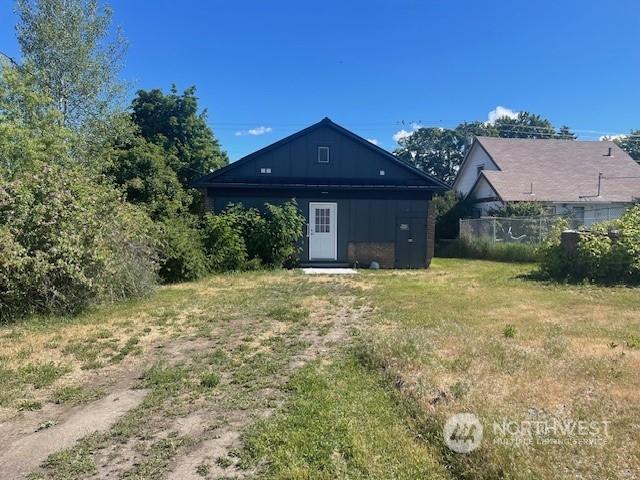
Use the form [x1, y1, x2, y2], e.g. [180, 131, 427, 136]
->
[432, 191, 476, 240]
[201, 212, 247, 272]
[0, 165, 157, 321]
[155, 200, 304, 281]
[156, 216, 208, 283]
[488, 201, 546, 217]
[538, 205, 640, 284]
[437, 237, 539, 263]
[263, 201, 306, 267]
[224, 200, 305, 268]
[224, 205, 266, 266]
[536, 218, 570, 279]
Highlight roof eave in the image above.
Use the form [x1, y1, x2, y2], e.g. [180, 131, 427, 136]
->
[203, 182, 446, 191]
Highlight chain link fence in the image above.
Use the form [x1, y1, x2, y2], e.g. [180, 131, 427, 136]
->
[460, 216, 588, 245]
[459, 206, 633, 245]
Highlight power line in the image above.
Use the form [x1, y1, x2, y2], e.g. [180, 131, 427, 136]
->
[207, 119, 639, 140]
[3, 49, 638, 144]
[0, 51, 20, 68]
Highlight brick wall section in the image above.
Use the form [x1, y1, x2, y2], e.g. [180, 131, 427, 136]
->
[426, 200, 435, 267]
[347, 242, 395, 268]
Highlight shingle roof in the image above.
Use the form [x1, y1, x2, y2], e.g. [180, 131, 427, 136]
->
[473, 137, 640, 203]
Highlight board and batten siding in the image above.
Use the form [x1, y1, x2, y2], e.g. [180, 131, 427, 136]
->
[196, 118, 448, 268]
[220, 125, 416, 183]
[210, 193, 431, 268]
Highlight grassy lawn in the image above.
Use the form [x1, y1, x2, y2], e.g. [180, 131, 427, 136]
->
[241, 259, 640, 479]
[1, 259, 638, 479]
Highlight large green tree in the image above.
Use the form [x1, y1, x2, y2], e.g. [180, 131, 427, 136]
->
[494, 112, 555, 138]
[15, 0, 127, 131]
[614, 130, 640, 162]
[0, 63, 72, 176]
[131, 86, 228, 188]
[395, 112, 576, 183]
[493, 112, 574, 139]
[105, 133, 190, 221]
[395, 128, 465, 184]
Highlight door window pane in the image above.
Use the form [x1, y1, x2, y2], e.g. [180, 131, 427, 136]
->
[315, 208, 330, 233]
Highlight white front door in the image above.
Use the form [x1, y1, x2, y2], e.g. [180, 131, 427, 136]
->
[309, 202, 337, 261]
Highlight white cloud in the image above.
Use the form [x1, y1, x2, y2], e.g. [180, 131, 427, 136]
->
[487, 106, 519, 124]
[392, 122, 424, 143]
[392, 129, 411, 143]
[367, 138, 380, 146]
[599, 134, 626, 141]
[235, 126, 273, 136]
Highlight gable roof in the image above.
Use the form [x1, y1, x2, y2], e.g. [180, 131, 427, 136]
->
[193, 117, 449, 191]
[464, 137, 640, 203]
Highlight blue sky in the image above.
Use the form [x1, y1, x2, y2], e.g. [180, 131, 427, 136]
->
[1, 0, 639, 160]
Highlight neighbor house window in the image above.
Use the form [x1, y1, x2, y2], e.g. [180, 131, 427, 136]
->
[318, 146, 330, 163]
[379, 170, 385, 176]
[260, 167, 271, 174]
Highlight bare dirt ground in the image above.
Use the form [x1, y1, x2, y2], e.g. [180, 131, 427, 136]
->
[165, 295, 370, 480]
[0, 273, 368, 479]
[0, 389, 148, 478]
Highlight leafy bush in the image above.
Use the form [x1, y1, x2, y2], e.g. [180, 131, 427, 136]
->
[155, 216, 208, 283]
[535, 218, 570, 278]
[488, 201, 546, 217]
[201, 212, 247, 272]
[538, 205, 640, 283]
[105, 134, 190, 220]
[0, 165, 157, 321]
[437, 237, 539, 263]
[224, 200, 305, 268]
[263, 201, 306, 267]
[431, 191, 475, 240]
[223, 204, 267, 267]
[155, 200, 304, 282]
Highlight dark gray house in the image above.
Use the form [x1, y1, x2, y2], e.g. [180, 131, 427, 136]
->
[193, 118, 448, 268]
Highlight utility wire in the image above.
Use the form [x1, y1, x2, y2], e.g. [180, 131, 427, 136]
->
[209, 119, 640, 140]
[4, 49, 638, 144]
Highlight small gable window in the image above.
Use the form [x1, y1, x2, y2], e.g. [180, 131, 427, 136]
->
[318, 146, 330, 163]
[477, 165, 485, 176]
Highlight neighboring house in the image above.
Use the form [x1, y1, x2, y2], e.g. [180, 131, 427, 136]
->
[193, 118, 449, 268]
[453, 137, 640, 225]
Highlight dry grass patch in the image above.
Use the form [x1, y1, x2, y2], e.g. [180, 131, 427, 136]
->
[0, 269, 370, 479]
[356, 259, 640, 479]
[0, 272, 309, 414]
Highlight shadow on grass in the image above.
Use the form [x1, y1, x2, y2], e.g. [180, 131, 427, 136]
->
[516, 268, 640, 288]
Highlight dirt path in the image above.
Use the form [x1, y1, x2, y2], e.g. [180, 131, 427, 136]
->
[0, 332, 232, 478]
[165, 295, 370, 479]
[0, 389, 148, 478]
[0, 275, 368, 479]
